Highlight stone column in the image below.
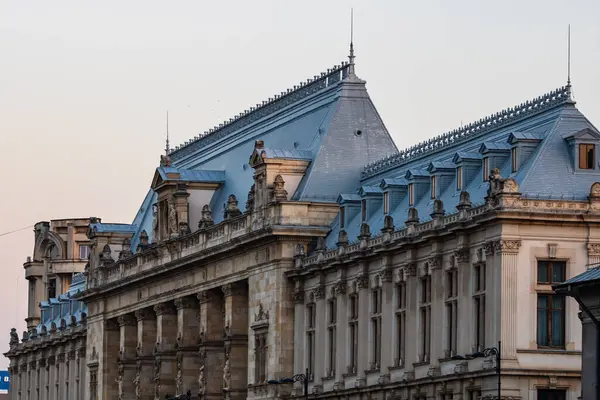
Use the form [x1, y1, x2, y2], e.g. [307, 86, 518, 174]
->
[495, 239, 521, 361]
[311, 284, 326, 387]
[76, 346, 86, 400]
[103, 319, 120, 400]
[175, 296, 200, 396]
[355, 273, 369, 386]
[154, 302, 178, 398]
[333, 280, 347, 387]
[292, 282, 305, 390]
[198, 290, 225, 400]
[222, 282, 249, 400]
[118, 314, 138, 399]
[402, 264, 417, 367]
[67, 349, 76, 399]
[380, 268, 393, 379]
[56, 351, 65, 400]
[456, 249, 472, 357]
[135, 308, 157, 399]
[47, 355, 55, 400]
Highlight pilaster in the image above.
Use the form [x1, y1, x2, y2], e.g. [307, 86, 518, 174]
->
[135, 307, 157, 399]
[154, 302, 178, 398]
[334, 279, 347, 387]
[118, 313, 138, 399]
[222, 282, 249, 400]
[380, 266, 394, 376]
[175, 295, 200, 395]
[292, 281, 305, 388]
[355, 272, 369, 384]
[198, 290, 225, 400]
[103, 319, 120, 400]
[495, 239, 521, 362]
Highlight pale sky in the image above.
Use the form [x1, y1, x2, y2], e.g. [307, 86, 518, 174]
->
[0, 0, 598, 369]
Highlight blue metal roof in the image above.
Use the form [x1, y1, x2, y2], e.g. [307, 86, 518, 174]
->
[557, 266, 600, 287]
[260, 148, 312, 161]
[37, 274, 87, 332]
[90, 223, 137, 234]
[508, 131, 546, 142]
[326, 84, 600, 248]
[157, 167, 226, 183]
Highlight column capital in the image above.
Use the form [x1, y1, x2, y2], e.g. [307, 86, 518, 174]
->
[494, 239, 522, 255]
[153, 302, 176, 316]
[106, 318, 120, 331]
[483, 241, 495, 256]
[454, 248, 470, 264]
[197, 291, 211, 304]
[117, 314, 137, 327]
[135, 308, 154, 321]
[174, 296, 199, 310]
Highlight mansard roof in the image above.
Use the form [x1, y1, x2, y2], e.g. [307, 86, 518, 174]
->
[89, 222, 137, 234]
[36, 273, 87, 335]
[326, 84, 600, 248]
[130, 58, 397, 246]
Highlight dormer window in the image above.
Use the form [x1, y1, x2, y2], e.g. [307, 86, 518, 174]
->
[483, 158, 489, 181]
[408, 184, 415, 206]
[430, 176, 436, 199]
[340, 207, 346, 229]
[579, 144, 595, 169]
[383, 192, 389, 214]
[361, 199, 367, 221]
[511, 148, 518, 173]
[456, 167, 463, 190]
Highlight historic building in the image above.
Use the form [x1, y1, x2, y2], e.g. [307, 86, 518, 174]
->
[554, 266, 600, 400]
[7, 48, 600, 400]
[4, 218, 91, 399]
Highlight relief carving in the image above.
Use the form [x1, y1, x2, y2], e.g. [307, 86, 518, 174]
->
[494, 239, 522, 254]
[222, 356, 231, 391]
[587, 243, 600, 256]
[168, 199, 178, 236]
[198, 364, 205, 396]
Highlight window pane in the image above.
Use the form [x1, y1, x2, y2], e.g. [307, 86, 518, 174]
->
[537, 262, 549, 283]
[537, 295, 549, 345]
[552, 262, 565, 283]
[579, 144, 587, 169]
[587, 144, 595, 169]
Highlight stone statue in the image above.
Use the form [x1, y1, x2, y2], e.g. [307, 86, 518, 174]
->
[168, 199, 178, 235]
[198, 204, 214, 230]
[153, 361, 161, 399]
[175, 361, 183, 394]
[133, 371, 141, 399]
[115, 366, 124, 400]
[198, 364, 205, 395]
[152, 206, 158, 240]
[9, 328, 18, 347]
[222, 357, 231, 391]
[272, 174, 288, 201]
[224, 194, 242, 219]
[487, 168, 506, 197]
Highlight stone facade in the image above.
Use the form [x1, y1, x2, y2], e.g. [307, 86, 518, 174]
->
[4, 218, 91, 400]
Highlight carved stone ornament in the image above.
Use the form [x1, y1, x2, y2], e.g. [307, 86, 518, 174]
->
[168, 199, 178, 236]
[272, 174, 288, 201]
[254, 303, 269, 322]
[494, 239, 522, 254]
[379, 268, 393, 283]
[222, 355, 231, 391]
[198, 364, 206, 396]
[9, 328, 18, 346]
[547, 243, 558, 259]
[198, 204, 215, 230]
[355, 274, 369, 290]
[333, 280, 347, 296]
[224, 194, 242, 219]
[483, 241, 495, 256]
[310, 285, 325, 301]
[588, 243, 600, 256]
[133, 367, 141, 399]
[246, 184, 255, 212]
[176, 359, 183, 394]
[119, 238, 133, 260]
[292, 290, 305, 304]
[454, 248, 470, 264]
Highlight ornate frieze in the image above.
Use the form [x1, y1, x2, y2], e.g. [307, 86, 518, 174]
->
[587, 243, 600, 256]
[174, 296, 199, 310]
[134, 308, 153, 321]
[454, 249, 470, 264]
[379, 268, 393, 283]
[493, 239, 522, 254]
[333, 280, 347, 296]
[309, 285, 325, 301]
[153, 302, 176, 316]
[117, 314, 136, 327]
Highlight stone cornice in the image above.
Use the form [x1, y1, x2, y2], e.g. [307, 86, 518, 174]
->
[3, 326, 86, 359]
[287, 193, 600, 278]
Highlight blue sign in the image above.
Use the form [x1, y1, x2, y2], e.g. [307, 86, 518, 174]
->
[0, 370, 10, 391]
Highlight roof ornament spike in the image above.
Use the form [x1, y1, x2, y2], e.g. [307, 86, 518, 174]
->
[348, 7, 356, 75]
[165, 110, 170, 155]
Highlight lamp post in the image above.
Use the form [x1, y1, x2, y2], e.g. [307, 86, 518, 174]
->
[268, 368, 309, 400]
[451, 341, 501, 400]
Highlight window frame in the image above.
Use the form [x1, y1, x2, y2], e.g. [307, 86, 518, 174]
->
[430, 175, 437, 199]
[408, 183, 415, 206]
[383, 192, 389, 215]
[483, 157, 489, 181]
[395, 282, 406, 367]
[578, 143, 595, 170]
[456, 166, 463, 191]
[339, 207, 345, 229]
[511, 147, 518, 173]
[348, 294, 359, 374]
[361, 199, 367, 221]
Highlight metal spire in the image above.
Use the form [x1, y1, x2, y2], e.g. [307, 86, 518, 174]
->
[348, 8, 356, 75]
[165, 110, 170, 155]
[567, 24, 571, 87]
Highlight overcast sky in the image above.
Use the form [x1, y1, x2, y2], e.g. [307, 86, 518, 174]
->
[0, 0, 598, 369]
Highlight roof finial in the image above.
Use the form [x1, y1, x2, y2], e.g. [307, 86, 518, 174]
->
[567, 24, 571, 87]
[165, 110, 170, 155]
[348, 8, 356, 75]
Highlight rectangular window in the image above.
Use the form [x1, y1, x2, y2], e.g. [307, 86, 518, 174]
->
[370, 288, 382, 369]
[327, 298, 336, 377]
[306, 304, 316, 378]
[456, 166, 463, 190]
[408, 183, 415, 206]
[361, 199, 367, 221]
[473, 263, 486, 351]
[445, 269, 458, 357]
[340, 207, 345, 229]
[537, 261, 566, 284]
[579, 143, 595, 169]
[419, 275, 431, 362]
[383, 192, 389, 215]
[537, 389, 566, 400]
[395, 282, 406, 367]
[511, 147, 518, 173]
[537, 294, 566, 347]
[468, 390, 482, 400]
[348, 294, 359, 373]
[78, 244, 90, 260]
[48, 278, 56, 299]
[431, 176, 437, 199]
[483, 157, 489, 181]
[254, 332, 268, 383]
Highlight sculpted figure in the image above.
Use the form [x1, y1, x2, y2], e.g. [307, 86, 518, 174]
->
[198, 364, 205, 395]
[168, 199, 178, 235]
[9, 328, 18, 346]
[223, 357, 231, 391]
[175, 360, 183, 394]
[115, 369, 123, 399]
[133, 371, 141, 399]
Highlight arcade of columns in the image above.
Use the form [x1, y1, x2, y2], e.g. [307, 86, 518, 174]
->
[104, 281, 249, 400]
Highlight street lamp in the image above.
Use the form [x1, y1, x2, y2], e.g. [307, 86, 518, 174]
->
[451, 341, 501, 400]
[267, 368, 309, 400]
